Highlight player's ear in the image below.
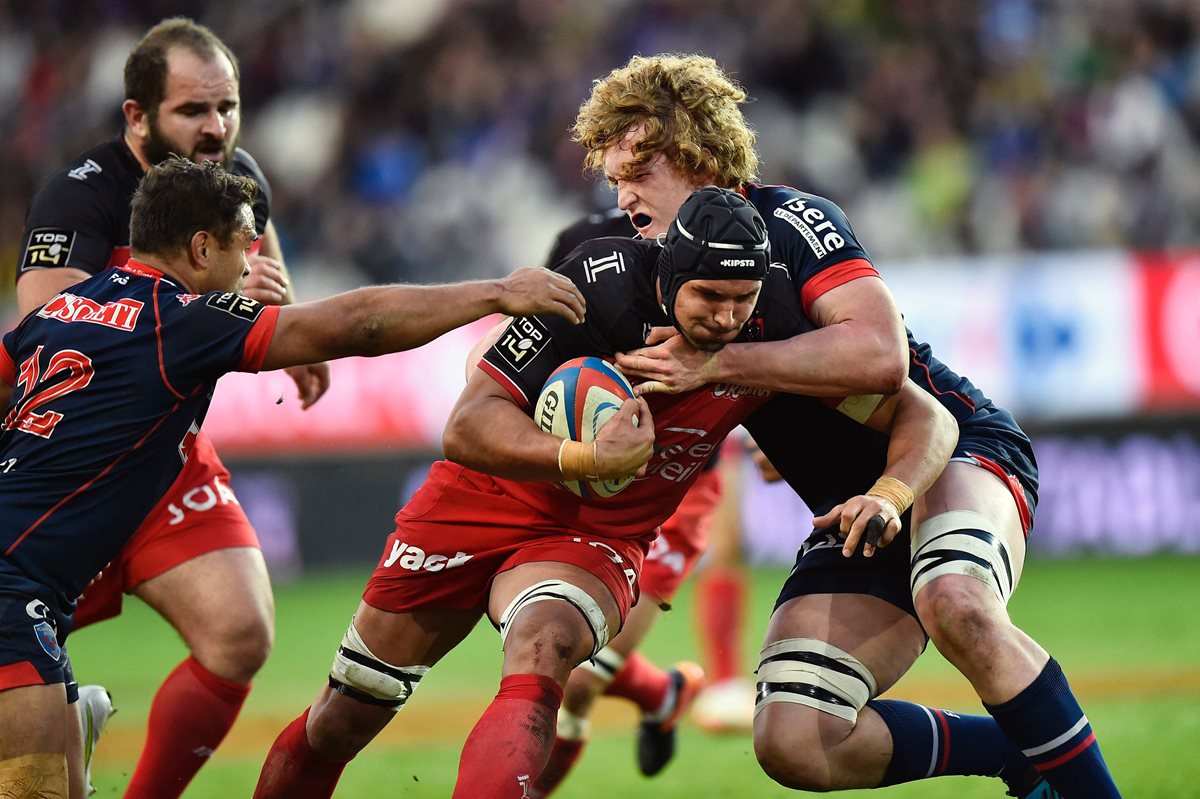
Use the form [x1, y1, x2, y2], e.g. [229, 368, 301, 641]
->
[123, 99, 149, 138]
[190, 230, 210, 266]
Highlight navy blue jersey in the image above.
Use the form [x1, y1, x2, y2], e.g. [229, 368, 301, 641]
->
[739, 182, 1038, 514]
[477, 236, 811, 538]
[0, 260, 279, 609]
[741, 183, 876, 317]
[18, 137, 272, 280]
[746, 354, 1038, 520]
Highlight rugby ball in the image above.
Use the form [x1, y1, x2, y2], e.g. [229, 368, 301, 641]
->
[535, 357, 637, 498]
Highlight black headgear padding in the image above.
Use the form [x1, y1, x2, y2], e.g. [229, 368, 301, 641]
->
[657, 186, 770, 327]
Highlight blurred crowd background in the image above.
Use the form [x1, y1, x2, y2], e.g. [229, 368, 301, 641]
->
[4, 0, 1200, 304]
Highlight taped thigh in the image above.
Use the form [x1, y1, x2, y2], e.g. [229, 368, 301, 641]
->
[328, 618, 429, 710]
[755, 638, 878, 723]
[910, 510, 1015, 605]
[498, 579, 611, 658]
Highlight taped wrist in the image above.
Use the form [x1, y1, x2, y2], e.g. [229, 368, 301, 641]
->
[558, 439, 599, 480]
[867, 475, 914, 514]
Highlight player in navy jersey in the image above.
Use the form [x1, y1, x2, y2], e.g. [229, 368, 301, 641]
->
[14, 18, 330, 797]
[577, 53, 1120, 797]
[252, 188, 957, 799]
[0, 157, 587, 799]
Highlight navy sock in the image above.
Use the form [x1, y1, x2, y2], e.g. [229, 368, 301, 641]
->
[985, 657, 1121, 798]
[869, 699, 1025, 786]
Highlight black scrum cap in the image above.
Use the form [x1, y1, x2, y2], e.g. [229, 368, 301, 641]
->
[657, 186, 770, 326]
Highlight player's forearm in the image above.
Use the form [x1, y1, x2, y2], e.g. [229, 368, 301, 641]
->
[877, 392, 957, 500]
[709, 322, 907, 397]
[312, 280, 512, 359]
[442, 395, 566, 481]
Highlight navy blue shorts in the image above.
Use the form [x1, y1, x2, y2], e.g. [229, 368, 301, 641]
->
[774, 411, 1039, 622]
[0, 588, 78, 701]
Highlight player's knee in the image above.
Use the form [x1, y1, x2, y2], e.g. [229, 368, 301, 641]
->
[498, 580, 612, 679]
[321, 618, 428, 757]
[305, 699, 381, 760]
[501, 605, 592, 679]
[753, 637, 871, 790]
[193, 613, 273, 682]
[917, 582, 1005, 661]
[754, 720, 836, 791]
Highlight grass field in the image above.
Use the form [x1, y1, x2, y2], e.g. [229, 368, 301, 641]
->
[70, 555, 1200, 798]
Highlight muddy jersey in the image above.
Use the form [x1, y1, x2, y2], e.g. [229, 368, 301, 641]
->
[0, 260, 279, 608]
[18, 137, 272, 280]
[477, 236, 811, 538]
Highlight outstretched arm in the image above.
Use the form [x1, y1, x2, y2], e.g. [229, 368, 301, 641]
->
[261, 267, 585, 371]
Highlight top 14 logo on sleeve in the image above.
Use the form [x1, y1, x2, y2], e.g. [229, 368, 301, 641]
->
[206, 292, 266, 321]
[22, 228, 76, 269]
[496, 316, 550, 371]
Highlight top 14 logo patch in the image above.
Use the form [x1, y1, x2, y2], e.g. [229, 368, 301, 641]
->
[22, 228, 76, 270]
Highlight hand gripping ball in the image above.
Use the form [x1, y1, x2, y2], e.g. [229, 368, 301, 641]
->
[534, 356, 638, 498]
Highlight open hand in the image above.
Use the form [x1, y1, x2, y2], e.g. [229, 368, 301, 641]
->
[497, 267, 585, 324]
[616, 326, 716, 395]
[284, 362, 331, 409]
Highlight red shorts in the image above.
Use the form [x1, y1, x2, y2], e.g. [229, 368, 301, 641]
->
[639, 467, 723, 603]
[363, 463, 650, 624]
[72, 432, 259, 629]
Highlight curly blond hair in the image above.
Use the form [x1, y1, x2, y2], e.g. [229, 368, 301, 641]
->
[572, 53, 758, 187]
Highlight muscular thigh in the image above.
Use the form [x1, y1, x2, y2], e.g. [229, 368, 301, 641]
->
[134, 546, 274, 644]
[763, 593, 926, 698]
[913, 461, 1028, 595]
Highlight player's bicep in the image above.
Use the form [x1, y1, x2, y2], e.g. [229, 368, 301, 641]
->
[260, 303, 340, 370]
[16, 268, 91, 317]
[807, 274, 902, 331]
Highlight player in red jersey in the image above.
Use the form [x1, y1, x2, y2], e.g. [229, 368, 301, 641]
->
[543, 207, 754, 749]
[14, 18, 331, 797]
[0, 157, 586, 799]
[580, 53, 1120, 798]
[252, 187, 957, 799]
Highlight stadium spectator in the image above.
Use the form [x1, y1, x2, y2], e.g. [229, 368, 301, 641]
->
[251, 187, 954, 799]
[14, 18, 330, 797]
[586, 52, 1120, 797]
[0, 156, 585, 799]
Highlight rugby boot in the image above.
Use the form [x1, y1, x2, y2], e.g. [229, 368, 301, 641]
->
[636, 661, 705, 776]
[79, 684, 117, 796]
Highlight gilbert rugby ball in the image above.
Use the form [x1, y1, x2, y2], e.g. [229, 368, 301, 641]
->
[534, 356, 637, 498]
